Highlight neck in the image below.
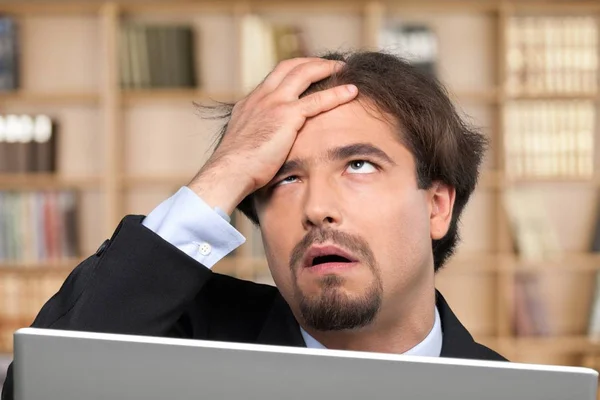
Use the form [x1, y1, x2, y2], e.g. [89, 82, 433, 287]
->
[302, 285, 437, 354]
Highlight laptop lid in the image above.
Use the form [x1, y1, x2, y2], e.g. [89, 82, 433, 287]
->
[13, 327, 599, 400]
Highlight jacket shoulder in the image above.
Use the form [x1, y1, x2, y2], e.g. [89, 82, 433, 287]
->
[472, 341, 509, 362]
[188, 272, 281, 341]
[202, 272, 279, 308]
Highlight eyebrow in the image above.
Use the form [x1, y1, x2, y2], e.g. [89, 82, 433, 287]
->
[273, 143, 396, 180]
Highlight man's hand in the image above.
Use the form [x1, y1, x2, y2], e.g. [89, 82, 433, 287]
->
[188, 58, 358, 215]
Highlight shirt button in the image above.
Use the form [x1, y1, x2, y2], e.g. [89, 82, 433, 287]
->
[95, 239, 110, 257]
[198, 242, 212, 256]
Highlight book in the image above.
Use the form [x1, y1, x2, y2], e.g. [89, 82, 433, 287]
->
[513, 273, 536, 336]
[504, 100, 594, 179]
[0, 15, 18, 91]
[119, 24, 132, 89]
[503, 188, 562, 262]
[178, 26, 197, 87]
[0, 114, 56, 173]
[506, 16, 598, 95]
[0, 115, 6, 173]
[240, 14, 277, 93]
[590, 202, 600, 253]
[272, 25, 308, 63]
[32, 114, 56, 173]
[514, 272, 551, 336]
[588, 271, 600, 337]
[0, 190, 79, 263]
[119, 23, 197, 89]
[13, 114, 35, 173]
[240, 15, 308, 93]
[379, 22, 438, 78]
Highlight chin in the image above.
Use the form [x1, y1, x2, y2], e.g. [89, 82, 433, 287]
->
[296, 276, 383, 332]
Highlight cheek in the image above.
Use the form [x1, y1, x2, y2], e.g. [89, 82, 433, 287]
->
[354, 187, 431, 288]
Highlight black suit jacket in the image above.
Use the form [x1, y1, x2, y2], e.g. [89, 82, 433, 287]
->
[1, 215, 506, 399]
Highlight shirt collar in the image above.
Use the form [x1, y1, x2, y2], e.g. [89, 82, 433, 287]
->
[300, 306, 443, 357]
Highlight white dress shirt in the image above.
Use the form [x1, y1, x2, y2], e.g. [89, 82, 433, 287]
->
[142, 186, 443, 356]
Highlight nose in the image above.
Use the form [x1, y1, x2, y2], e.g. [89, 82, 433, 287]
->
[301, 176, 343, 230]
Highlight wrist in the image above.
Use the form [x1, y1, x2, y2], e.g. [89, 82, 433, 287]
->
[187, 166, 253, 216]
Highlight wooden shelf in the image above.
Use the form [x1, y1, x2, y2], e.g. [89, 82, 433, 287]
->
[0, 259, 79, 274]
[505, 92, 600, 101]
[121, 175, 191, 188]
[447, 252, 600, 273]
[387, 1, 501, 13]
[121, 89, 240, 106]
[479, 172, 600, 189]
[504, 176, 598, 185]
[505, 253, 600, 273]
[0, 91, 99, 105]
[512, 2, 600, 13]
[0, 0, 597, 17]
[511, 335, 600, 353]
[450, 89, 500, 104]
[0, 174, 102, 190]
[212, 257, 269, 277]
[0, 1, 100, 15]
[442, 252, 505, 273]
[120, 1, 235, 14]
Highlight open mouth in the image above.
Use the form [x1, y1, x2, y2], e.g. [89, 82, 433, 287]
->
[311, 254, 353, 267]
[301, 244, 358, 272]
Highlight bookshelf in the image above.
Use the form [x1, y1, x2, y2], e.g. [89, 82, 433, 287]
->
[1, 0, 600, 392]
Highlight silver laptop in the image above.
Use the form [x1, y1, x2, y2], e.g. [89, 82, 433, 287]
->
[13, 327, 598, 400]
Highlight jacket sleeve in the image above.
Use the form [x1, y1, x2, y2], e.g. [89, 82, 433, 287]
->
[2, 215, 214, 400]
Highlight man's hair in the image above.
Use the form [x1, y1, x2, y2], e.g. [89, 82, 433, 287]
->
[206, 51, 487, 272]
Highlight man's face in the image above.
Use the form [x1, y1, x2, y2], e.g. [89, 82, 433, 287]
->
[255, 100, 452, 333]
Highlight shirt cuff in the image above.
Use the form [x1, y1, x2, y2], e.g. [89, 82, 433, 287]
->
[141, 186, 246, 268]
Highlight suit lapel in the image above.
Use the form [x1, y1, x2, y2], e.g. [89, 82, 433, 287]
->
[436, 290, 483, 358]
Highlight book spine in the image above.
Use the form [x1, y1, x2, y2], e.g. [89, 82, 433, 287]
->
[138, 25, 151, 88]
[513, 274, 535, 336]
[128, 24, 142, 89]
[63, 191, 79, 258]
[0, 16, 18, 91]
[588, 271, 600, 337]
[33, 115, 56, 173]
[0, 192, 5, 262]
[0, 115, 7, 173]
[156, 26, 169, 87]
[36, 191, 46, 261]
[119, 25, 132, 89]
[180, 26, 196, 88]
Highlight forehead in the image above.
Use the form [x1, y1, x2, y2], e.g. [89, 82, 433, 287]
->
[290, 100, 404, 158]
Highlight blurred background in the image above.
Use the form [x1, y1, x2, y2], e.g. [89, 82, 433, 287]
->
[0, 0, 600, 394]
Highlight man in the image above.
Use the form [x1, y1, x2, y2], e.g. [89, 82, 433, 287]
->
[2, 51, 505, 399]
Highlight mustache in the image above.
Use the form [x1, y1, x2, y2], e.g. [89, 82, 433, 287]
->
[289, 229, 376, 271]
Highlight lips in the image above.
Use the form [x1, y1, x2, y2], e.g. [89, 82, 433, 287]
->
[302, 245, 358, 269]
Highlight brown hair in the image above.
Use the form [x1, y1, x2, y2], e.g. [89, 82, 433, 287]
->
[205, 51, 487, 272]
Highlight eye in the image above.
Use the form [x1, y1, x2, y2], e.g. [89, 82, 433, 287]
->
[346, 160, 377, 174]
[277, 175, 299, 186]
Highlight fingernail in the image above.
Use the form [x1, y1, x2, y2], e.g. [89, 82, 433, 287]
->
[347, 84, 358, 94]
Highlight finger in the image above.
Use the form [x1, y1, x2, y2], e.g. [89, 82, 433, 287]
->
[259, 57, 324, 93]
[275, 60, 345, 100]
[296, 84, 358, 118]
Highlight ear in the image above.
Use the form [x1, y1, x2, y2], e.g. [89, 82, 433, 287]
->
[428, 181, 456, 240]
